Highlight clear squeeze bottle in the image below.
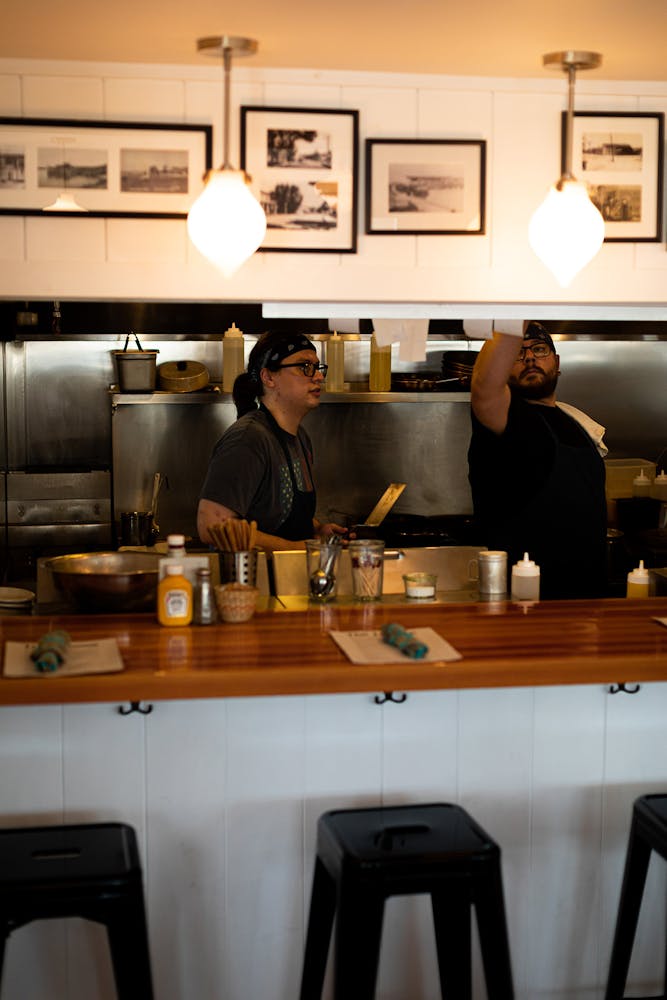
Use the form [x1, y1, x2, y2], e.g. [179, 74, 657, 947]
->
[158, 564, 193, 626]
[632, 469, 652, 497]
[651, 470, 667, 501]
[326, 332, 345, 392]
[511, 552, 541, 600]
[626, 560, 650, 598]
[222, 322, 245, 393]
[369, 334, 391, 392]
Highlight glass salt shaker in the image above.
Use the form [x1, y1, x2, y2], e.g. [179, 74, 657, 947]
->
[193, 567, 217, 624]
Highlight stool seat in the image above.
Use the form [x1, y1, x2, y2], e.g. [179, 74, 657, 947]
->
[605, 794, 667, 1000]
[0, 822, 153, 999]
[300, 802, 514, 1000]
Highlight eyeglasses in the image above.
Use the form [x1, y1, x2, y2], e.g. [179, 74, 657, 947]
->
[278, 362, 328, 378]
[516, 343, 552, 361]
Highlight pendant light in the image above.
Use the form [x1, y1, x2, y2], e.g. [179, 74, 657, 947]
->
[43, 146, 89, 212]
[187, 35, 267, 277]
[528, 50, 605, 287]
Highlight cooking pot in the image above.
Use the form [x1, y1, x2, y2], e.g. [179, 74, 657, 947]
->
[157, 360, 209, 392]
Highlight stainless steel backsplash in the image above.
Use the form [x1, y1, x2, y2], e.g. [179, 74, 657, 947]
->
[1, 335, 666, 549]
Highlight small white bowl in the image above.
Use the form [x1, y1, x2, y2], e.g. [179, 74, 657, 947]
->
[403, 573, 437, 599]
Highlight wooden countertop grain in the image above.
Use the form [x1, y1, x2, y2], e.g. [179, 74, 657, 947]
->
[1, 597, 667, 706]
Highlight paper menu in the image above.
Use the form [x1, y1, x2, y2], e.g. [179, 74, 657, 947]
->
[329, 628, 462, 665]
[4, 638, 124, 678]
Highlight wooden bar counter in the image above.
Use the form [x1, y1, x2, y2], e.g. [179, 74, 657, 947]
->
[2, 595, 667, 706]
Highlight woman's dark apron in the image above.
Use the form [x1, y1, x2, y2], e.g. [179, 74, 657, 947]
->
[260, 404, 316, 540]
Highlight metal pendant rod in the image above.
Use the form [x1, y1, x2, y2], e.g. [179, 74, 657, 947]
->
[563, 64, 577, 180]
[222, 46, 232, 169]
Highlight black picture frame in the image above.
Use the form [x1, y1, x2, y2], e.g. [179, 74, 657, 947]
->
[562, 111, 664, 242]
[365, 137, 486, 235]
[240, 106, 359, 253]
[0, 117, 213, 218]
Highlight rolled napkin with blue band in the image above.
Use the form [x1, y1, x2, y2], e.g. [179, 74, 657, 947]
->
[30, 630, 71, 673]
[381, 622, 429, 660]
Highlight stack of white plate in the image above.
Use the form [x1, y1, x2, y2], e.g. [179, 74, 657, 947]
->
[0, 587, 35, 614]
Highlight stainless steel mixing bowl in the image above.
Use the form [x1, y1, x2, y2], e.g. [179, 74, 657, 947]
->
[45, 551, 161, 612]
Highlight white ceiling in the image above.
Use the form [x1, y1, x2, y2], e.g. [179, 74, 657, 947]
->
[4, 0, 667, 82]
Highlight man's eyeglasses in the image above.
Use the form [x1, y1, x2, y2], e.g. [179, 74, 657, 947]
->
[279, 362, 328, 378]
[516, 343, 552, 361]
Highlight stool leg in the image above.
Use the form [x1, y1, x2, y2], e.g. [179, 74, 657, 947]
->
[474, 859, 514, 1000]
[105, 895, 154, 1000]
[300, 857, 337, 1000]
[432, 890, 472, 1000]
[605, 820, 653, 1000]
[333, 887, 384, 1000]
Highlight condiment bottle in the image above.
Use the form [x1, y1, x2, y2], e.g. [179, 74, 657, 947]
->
[159, 533, 209, 587]
[511, 552, 540, 600]
[369, 334, 391, 392]
[193, 567, 217, 625]
[626, 559, 650, 598]
[632, 469, 652, 497]
[158, 564, 193, 626]
[222, 322, 245, 393]
[326, 332, 345, 392]
[651, 470, 667, 502]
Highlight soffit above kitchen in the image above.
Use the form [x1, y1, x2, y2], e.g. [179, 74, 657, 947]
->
[3, 0, 667, 81]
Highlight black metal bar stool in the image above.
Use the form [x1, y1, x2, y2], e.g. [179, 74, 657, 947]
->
[299, 802, 514, 1000]
[605, 794, 667, 1000]
[0, 821, 153, 999]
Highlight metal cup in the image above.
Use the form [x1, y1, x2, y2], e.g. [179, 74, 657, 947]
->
[470, 550, 508, 595]
[219, 550, 258, 587]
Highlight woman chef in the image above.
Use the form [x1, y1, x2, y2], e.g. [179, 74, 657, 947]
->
[197, 330, 346, 551]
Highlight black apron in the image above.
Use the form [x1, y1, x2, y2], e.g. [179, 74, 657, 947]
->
[500, 411, 607, 599]
[260, 404, 316, 541]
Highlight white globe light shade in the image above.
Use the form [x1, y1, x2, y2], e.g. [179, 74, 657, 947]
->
[187, 169, 267, 277]
[43, 192, 88, 212]
[528, 179, 605, 287]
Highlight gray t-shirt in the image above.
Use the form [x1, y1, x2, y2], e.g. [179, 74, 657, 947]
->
[199, 408, 314, 535]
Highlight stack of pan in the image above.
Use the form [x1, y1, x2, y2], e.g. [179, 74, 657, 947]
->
[440, 351, 479, 389]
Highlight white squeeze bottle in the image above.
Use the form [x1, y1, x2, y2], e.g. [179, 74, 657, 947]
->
[626, 560, 650, 598]
[222, 322, 245, 393]
[326, 332, 345, 392]
[159, 533, 210, 588]
[511, 552, 540, 600]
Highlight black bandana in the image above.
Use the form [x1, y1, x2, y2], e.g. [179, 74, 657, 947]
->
[250, 336, 317, 380]
[523, 322, 556, 353]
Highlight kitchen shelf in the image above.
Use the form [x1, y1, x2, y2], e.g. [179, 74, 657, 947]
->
[109, 387, 472, 405]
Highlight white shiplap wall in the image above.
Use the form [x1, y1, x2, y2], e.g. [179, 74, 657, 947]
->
[1, 58, 667, 310]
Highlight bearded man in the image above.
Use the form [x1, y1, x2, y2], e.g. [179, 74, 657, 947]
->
[467, 321, 608, 599]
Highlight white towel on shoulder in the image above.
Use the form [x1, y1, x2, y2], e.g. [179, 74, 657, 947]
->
[556, 401, 608, 457]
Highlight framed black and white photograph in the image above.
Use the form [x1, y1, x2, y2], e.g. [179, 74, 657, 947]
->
[564, 111, 664, 242]
[365, 138, 486, 235]
[0, 117, 212, 218]
[240, 106, 359, 253]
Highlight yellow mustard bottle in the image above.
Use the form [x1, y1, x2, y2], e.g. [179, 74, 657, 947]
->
[158, 563, 193, 626]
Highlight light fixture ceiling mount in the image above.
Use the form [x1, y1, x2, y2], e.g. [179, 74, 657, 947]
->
[187, 34, 267, 277]
[528, 49, 604, 287]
